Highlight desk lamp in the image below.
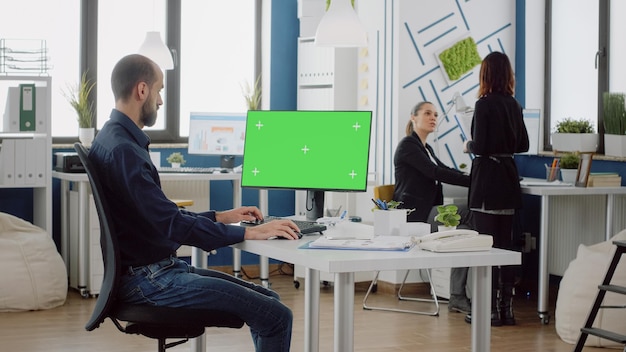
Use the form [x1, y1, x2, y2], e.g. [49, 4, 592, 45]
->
[434, 92, 474, 156]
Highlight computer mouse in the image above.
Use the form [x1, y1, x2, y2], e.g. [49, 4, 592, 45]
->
[220, 169, 230, 173]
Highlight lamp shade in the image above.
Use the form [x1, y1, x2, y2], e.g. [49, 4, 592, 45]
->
[138, 31, 174, 70]
[315, 0, 367, 47]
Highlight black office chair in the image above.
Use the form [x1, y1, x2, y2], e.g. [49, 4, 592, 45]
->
[75, 143, 245, 352]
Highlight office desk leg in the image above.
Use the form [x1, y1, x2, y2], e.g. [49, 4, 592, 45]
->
[77, 181, 90, 298]
[334, 272, 355, 352]
[260, 255, 270, 288]
[59, 180, 69, 274]
[471, 266, 492, 352]
[191, 247, 207, 352]
[537, 196, 550, 324]
[232, 248, 242, 278]
[304, 268, 320, 352]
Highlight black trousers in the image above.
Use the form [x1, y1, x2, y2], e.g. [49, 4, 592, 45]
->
[472, 211, 517, 288]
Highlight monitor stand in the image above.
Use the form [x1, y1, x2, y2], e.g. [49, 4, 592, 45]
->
[305, 190, 324, 221]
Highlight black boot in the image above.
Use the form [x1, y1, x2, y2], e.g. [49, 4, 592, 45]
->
[464, 289, 502, 326]
[491, 289, 502, 327]
[501, 284, 516, 325]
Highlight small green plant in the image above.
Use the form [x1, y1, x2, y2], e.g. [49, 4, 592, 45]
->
[559, 152, 579, 169]
[63, 71, 96, 128]
[603, 92, 626, 135]
[434, 204, 461, 228]
[166, 152, 186, 165]
[555, 118, 595, 133]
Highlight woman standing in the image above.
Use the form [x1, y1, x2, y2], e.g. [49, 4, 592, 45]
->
[463, 52, 529, 326]
[393, 101, 473, 313]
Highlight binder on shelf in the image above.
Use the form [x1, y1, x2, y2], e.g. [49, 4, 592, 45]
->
[24, 138, 45, 185]
[1, 139, 16, 185]
[13, 139, 26, 185]
[19, 83, 36, 131]
[3, 87, 19, 132]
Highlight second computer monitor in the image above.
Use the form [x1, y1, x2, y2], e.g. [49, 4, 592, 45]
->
[188, 112, 246, 168]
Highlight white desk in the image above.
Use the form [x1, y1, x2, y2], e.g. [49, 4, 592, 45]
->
[232, 222, 520, 352]
[520, 179, 626, 324]
[52, 170, 242, 296]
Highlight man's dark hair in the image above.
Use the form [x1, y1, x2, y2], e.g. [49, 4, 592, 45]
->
[111, 54, 158, 102]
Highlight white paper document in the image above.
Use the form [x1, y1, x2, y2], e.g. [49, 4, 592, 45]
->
[308, 236, 416, 251]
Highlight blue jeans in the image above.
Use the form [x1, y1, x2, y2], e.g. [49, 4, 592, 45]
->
[118, 256, 292, 352]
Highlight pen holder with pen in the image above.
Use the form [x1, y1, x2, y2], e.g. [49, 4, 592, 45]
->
[545, 164, 561, 182]
[373, 209, 407, 236]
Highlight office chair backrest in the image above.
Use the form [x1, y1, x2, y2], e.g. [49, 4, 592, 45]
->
[74, 143, 118, 332]
[374, 184, 395, 202]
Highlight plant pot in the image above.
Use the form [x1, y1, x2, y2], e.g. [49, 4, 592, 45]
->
[170, 162, 181, 168]
[561, 169, 578, 184]
[438, 225, 457, 232]
[79, 128, 95, 148]
[604, 134, 626, 157]
[551, 133, 598, 152]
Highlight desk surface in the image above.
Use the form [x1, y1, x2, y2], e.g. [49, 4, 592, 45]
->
[521, 177, 626, 196]
[52, 170, 241, 182]
[232, 222, 521, 273]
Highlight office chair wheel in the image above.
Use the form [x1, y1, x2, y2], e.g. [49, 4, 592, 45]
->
[322, 281, 330, 287]
[294, 280, 300, 289]
[80, 288, 90, 299]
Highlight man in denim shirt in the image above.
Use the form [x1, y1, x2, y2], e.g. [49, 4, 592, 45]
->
[89, 54, 297, 351]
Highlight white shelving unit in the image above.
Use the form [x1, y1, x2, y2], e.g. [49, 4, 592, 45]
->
[295, 37, 359, 218]
[0, 75, 52, 233]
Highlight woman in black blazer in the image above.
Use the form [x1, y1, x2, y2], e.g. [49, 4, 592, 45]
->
[393, 101, 470, 222]
[464, 52, 529, 327]
[393, 101, 472, 314]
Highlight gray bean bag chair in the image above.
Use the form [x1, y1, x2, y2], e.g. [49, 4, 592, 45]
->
[0, 212, 67, 311]
[555, 229, 626, 347]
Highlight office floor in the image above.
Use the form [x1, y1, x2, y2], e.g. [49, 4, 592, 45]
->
[0, 267, 612, 352]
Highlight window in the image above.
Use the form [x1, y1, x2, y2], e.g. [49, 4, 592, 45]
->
[0, 0, 79, 137]
[549, 0, 599, 134]
[546, 0, 625, 153]
[609, 1, 626, 93]
[97, 0, 168, 131]
[179, 1, 256, 138]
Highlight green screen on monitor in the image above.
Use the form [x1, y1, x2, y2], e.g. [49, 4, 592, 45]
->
[241, 110, 372, 192]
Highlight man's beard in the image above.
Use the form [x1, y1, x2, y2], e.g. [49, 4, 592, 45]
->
[141, 100, 158, 127]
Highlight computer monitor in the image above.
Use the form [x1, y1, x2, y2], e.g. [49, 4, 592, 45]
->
[187, 112, 246, 168]
[242, 110, 373, 220]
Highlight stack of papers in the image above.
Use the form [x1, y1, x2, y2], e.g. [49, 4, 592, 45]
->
[307, 236, 416, 251]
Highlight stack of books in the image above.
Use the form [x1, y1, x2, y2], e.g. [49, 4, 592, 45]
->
[587, 173, 622, 187]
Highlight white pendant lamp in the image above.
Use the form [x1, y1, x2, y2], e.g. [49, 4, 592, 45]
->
[315, 0, 368, 47]
[138, 31, 174, 70]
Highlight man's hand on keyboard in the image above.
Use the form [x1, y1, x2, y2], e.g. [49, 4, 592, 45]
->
[216, 206, 263, 224]
[244, 219, 301, 240]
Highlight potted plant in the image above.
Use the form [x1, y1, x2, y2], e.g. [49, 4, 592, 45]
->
[602, 92, 626, 157]
[166, 152, 186, 168]
[63, 71, 96, 147]
[434, 204, 461, 231]
[559, 152, 579, 184]
[551, 117, 598, 153]
[241, 74, 262, 111]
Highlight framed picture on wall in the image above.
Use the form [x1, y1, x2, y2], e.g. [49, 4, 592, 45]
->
[575, 152, 594, 187]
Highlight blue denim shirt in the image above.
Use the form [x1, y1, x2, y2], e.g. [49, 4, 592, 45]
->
[89, 109, 245, 267]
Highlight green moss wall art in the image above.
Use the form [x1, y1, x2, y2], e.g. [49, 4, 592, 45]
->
[438, 37, 482, 82]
